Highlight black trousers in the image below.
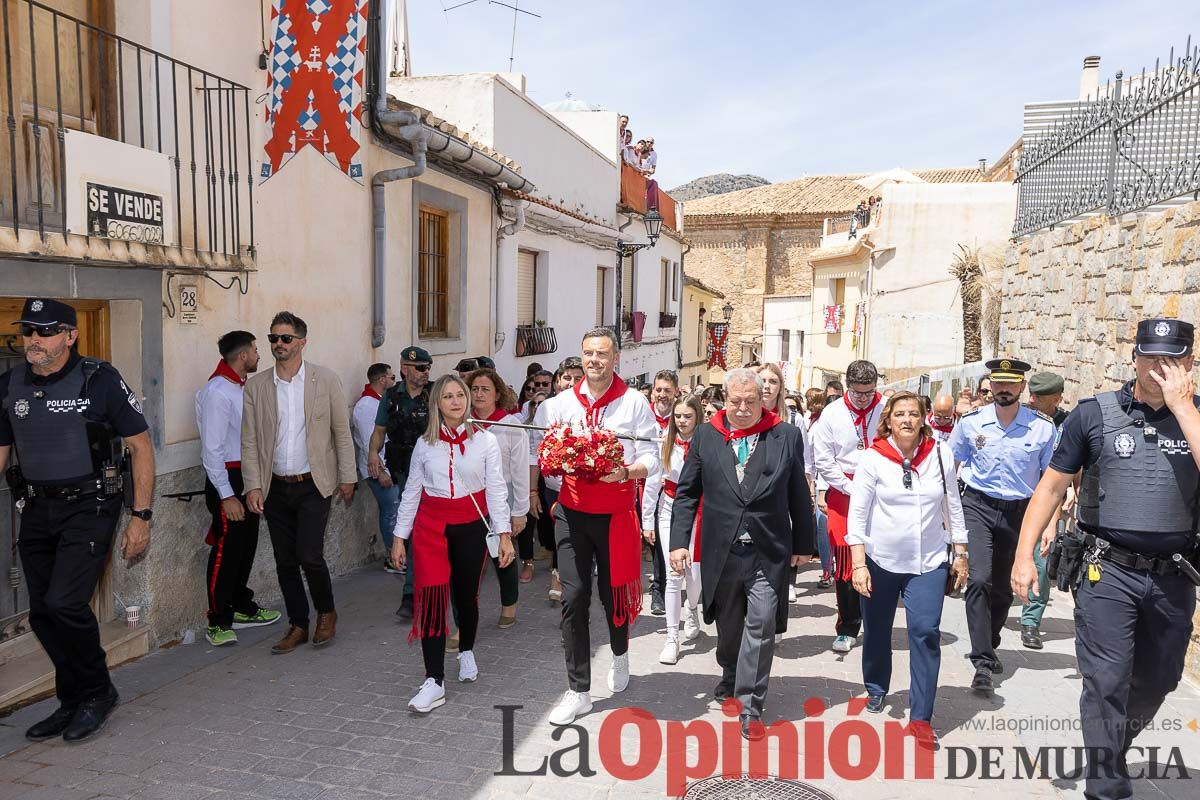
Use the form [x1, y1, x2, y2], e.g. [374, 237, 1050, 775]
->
[536, 482, 558, 569]
[961, 488, 1027, 671]
[554, 503, 629, 692]
[18, 494, 122, 706]
[203, 469, 261, 628]
[1074, 560, 1195, 800]
[834, 576, 862, 637]
[422, 520, 488, 682]
[263, 477, 334, 630]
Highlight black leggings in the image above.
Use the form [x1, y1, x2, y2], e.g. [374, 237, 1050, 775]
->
[421, 520, 487, 683]
[537, 484, 559, 570]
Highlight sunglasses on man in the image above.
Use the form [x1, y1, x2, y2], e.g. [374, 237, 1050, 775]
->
[19, 324, 70, 338]
[267, 333, 300, 344]
[403, 363, 431, 372]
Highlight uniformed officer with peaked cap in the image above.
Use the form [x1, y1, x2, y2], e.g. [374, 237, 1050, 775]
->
[1014, 318, 1200, 800]
[949, 356, 1057, 696]
[0, 298, 155, 742]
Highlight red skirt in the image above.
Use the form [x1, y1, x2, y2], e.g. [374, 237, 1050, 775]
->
[408, 491, 488, 643]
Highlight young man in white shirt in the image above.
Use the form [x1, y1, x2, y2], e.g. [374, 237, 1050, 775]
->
[196, 331, 282, 647]
[352, 363, 397, 573]
[647, 370, 680, 616]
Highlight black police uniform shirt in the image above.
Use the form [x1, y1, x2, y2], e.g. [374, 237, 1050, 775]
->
[0, 351, 149, 485]
[1051, 380, 1195, 554]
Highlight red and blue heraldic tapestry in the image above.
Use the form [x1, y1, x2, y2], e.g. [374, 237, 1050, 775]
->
[261, 0, 369, 184]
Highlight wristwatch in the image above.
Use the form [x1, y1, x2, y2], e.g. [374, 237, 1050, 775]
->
[130, 508, 153, 521]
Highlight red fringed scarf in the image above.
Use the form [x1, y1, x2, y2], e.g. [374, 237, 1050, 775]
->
[708, 409, 782, 442]
[846, 393, 882, 450]
[559, 476, 642, 627]
[360, 384, 381, 400]
[209, 360, 245, 386]
[408, 490, 488, 643]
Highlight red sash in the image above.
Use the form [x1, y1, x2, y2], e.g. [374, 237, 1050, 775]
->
[559, 476, 642, 627]
[663, 479, 702, 560]
[409, 491, 488, 643]
[827, 476, 855, 581]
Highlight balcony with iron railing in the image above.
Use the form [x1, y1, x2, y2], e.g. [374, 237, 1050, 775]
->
[514, 324, 557, 357]
[0, 0, 254, 266]
[619, 161, 679, 233]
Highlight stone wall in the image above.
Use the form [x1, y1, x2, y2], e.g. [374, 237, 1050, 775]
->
[999, 199, 1200, 682]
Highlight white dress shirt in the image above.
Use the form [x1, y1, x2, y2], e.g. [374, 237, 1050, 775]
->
[845, 439, 968, 574]
[533, 380, 661, 482]
[195, 374, 243, 499]
[641, 149, 658, 176]
[351, 393, 385, 480]
[272, 362, 312, 476]
[641, 438, 689, 530]
[476, 413, 530, 517]
[393, 426, 512, 540]
[810, 397, 884, 496]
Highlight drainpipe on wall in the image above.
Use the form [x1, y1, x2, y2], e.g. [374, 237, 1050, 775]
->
[495, 199, 527, 353]
[677, 242, 691, 373]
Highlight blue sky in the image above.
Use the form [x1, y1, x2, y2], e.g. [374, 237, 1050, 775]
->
[405, 0, 1200, 189]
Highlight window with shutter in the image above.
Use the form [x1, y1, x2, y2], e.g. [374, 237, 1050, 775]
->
[621, 259, 635, 313]
[780, 329, 790, 362]
[517, 250, 537, 326]
[660, 259, 671, 312]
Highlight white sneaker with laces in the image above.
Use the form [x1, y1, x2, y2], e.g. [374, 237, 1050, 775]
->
[549, 690, 593, 725]
[788, 584, 798, 604]
[832, 634, 855, 654]
[682, 607, 701, 642]
[408, 678, 446, 713]
[608, 652, 630, 693]
[659, 638, 680, 665]
[458, 650, 479, 682]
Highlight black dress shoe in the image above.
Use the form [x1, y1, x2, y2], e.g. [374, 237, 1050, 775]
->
[62, 686, 119, 743]
[866, 694, 886, 714]
[971, 670, 994, 696]
[1021, 625, 1043, 650]
[714, 680, 734, 703]
[990, 658, 1004, 674]
[395, 597, 414, 621]
[25, 705, 78, 741]
[741, 716, 766, 741]
[650, 590, 666, 617]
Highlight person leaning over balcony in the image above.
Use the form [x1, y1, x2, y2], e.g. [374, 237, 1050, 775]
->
[622, 130, 638, 167]
[641, 137, 660, 211]
[846, 392, 968, 748]
[391, 374, 514, 714]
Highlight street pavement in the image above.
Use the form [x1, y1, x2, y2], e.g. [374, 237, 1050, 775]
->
[1, 555, 1198, 800]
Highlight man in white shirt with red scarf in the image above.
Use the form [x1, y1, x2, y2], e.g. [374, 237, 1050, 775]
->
[810, 359, 885, 654]
[928, 394, 957, 443]
[535, 328, 659, 726]
[647, 369, 680, 616]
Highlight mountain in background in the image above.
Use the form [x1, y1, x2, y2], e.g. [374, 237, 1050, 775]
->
[669, 173, 771, 202]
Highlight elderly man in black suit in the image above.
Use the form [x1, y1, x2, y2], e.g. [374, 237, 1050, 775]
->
[670, 367, 814, 740]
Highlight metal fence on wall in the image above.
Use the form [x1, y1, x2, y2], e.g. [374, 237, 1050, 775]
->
[1013, 37, 1200, 237]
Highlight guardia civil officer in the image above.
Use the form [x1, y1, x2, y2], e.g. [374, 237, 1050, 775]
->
[1013, 319, 1200, 800]
[368, 346, 432, 620]
[948, 358, 1057, 696]
[0, 299, 154, 742]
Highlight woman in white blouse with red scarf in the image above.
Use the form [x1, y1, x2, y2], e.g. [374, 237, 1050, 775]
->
[392, 374, 514, 714]
[846, 392, 968, 745]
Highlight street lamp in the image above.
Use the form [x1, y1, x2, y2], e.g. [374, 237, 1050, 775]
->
[616, 209, 663, 257]
[721, 301, 734, 322]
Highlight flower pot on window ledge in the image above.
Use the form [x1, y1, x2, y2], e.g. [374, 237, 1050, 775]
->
[658, 311, 677, 329]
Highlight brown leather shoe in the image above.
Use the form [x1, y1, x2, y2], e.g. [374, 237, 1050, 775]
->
[312, 611, 338, 647]
[270, 625, 308, 654]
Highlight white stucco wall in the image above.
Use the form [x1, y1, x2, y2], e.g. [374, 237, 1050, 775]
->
[763, 295, 811, 390]
[809, 263, 866, 386]
[550, 110, 621, 164]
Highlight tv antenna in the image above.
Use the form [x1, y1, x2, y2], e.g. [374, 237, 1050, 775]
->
[442, 0, 542, 72]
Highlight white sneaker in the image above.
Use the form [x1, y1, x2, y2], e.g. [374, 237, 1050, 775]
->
[682, 607, 701, 642]
[549, 690, 593, 725]
[788, 584, 798, 604]
[608, 652, 630, 693]
[457, 650, 479, 682]
[659, 638, 680, 665]
[832, 635, 855, 654]
[408, 678, 446, 713]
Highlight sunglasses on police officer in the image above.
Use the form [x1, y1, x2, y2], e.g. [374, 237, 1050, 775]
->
[19, 324, 70, 338]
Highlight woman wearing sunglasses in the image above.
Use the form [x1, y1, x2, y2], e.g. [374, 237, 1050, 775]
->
[844, 391, 968, 746]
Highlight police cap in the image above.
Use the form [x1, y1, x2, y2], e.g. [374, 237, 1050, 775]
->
[400, 346, 432, 365]
[1028, 371, 1065, 396]
[14, 298, 77, 328]
[1135, 318, 1193, 358]
[985, 357, 1032, 384]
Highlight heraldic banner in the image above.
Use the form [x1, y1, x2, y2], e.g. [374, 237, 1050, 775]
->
[706, 322, 729, 370]
[261, 0, 369, 185]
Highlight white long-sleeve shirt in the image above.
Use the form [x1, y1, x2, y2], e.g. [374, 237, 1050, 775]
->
[475, 413, 530, 517]
[393, 426, 512, 540]
[351, 393, 384, 480]
[195, 374, 243, 499]
[810, 397, 884, 496]
[641, 438, 689, 529]
[532, 380, 660, 484]
[845, 440, 967, 574]
[272, 362, 312, 476]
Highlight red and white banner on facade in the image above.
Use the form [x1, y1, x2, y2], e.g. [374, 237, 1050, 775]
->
[823, 304, 842, 334]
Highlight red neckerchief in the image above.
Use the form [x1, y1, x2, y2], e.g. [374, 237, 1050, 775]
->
[360, 384, 381, 400]
[573, 375, 629, 426]
[845, 394, 882, 448]
[209, 360, 245, 386]
[653, 408, 672, 430]
[927, 413, 954, 435]
[438, 425, 469, 498]
[709, 409, 782, 443]
[473, 407, 508, 429]
[871, 435, 936, 470]
[678, 436, 691, 459]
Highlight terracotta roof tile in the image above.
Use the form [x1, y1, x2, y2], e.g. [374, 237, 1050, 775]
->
[913, 167, 991, 184]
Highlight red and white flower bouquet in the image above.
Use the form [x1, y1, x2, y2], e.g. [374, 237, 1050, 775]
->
[537, 423, 625, 482]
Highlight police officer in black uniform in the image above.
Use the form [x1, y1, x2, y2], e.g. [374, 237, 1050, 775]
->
[1013, 318, 1200, 800]
[0, 299, 155, 742]
[367, 345, 431, 619]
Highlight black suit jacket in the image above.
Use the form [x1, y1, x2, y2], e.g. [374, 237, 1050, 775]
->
[669, 420, 814, 632]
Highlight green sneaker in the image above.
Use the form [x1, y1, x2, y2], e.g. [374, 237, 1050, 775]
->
[205, 626, 238, 646]
[232, 608, 282, 629]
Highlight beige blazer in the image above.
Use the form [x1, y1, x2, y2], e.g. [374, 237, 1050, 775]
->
[241, 361, 357, 500]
